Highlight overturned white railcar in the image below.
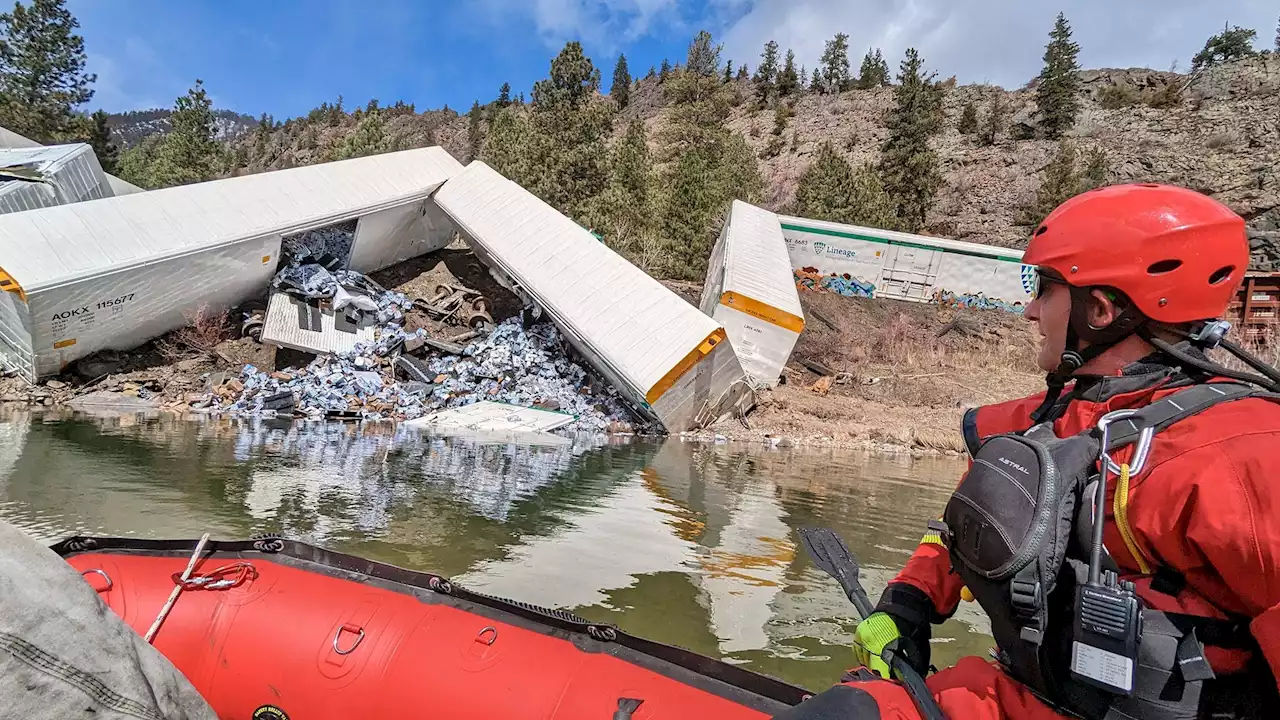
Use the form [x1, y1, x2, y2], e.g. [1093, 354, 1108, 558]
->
[700, 200, 804, 387]
[0, 147, 462, 381]
[432, 161, 752, 432]
[0, 143, 114, 214]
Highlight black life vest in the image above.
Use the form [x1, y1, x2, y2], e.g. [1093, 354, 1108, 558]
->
[940, 381, 1278, 720]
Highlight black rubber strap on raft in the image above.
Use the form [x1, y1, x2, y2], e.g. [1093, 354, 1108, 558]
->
[769, 684, 883, 720]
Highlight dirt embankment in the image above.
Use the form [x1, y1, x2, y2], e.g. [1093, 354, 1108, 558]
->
[662, 280, 1044, 453]
[1, 258, 1044, 454]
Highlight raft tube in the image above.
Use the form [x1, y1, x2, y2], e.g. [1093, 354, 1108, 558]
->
[54, 536, 809, 719]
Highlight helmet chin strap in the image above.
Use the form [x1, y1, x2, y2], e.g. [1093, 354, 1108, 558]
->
[1029, 286, 1144, 424]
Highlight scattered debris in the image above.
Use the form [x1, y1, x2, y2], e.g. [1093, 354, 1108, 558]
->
[198, 317, 639, 433]
[798, 358, 835, 377]
[409, 282, 494, 330]
[65, 391, 160, 413]
[809, 375, 834, 396]
[280, 221, 355, 270]
[404, 400, 575, 435]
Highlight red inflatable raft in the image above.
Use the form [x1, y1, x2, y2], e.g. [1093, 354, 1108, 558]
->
[54, 535, 808, 719]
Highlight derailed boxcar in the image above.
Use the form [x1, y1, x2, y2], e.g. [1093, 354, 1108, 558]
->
[700, 200, 804, 387]
[0, 147, 461, 381]
[779, 215, 1032, 313]
[432, 161, 753, 432]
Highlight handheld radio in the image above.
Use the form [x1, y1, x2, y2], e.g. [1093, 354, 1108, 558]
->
[1069, 410, 1150, 695]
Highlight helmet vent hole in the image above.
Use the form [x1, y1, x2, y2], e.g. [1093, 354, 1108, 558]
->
[1034, 225, 1049, 236]
[1147, 259, 1183, 275]
[1138, 183, 1160, 188]
[1209, 266, 1235, 285]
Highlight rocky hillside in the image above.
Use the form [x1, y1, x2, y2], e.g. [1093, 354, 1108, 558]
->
[728, 56, 1278, 248]
[224, 55, 1279, 255]
[107, 108, 258, 147]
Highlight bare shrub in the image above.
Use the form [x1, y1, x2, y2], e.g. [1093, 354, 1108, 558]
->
[1098, 84, 1141, 109]
[156, 304, 232, 361]
[1143, 83, 1182, 108]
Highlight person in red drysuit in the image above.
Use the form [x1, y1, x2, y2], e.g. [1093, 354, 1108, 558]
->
[775, 183, 1280, 720]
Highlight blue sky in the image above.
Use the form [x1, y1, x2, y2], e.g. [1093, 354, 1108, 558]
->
[67, 0, 1277, 120]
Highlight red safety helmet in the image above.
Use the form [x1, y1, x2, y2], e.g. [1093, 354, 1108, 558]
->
[1024, 183, 1248, 324]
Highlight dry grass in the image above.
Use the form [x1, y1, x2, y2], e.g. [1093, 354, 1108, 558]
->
[791, 290, 1041, 411]
[156, 304, 232, 362]
[1214, 325, 1280, 377]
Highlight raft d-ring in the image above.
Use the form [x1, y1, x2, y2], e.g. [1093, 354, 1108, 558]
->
[332, 623, 365, 656]
[476, 626, 498, 646]
[81, 568, 112, 592]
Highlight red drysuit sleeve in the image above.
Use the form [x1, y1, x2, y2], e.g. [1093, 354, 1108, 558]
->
[886, 460, 970, 620]
[888, 529, 966, 620]
[1123, 427, 1280, 690]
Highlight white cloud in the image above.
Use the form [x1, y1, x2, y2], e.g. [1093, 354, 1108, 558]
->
[716, 0, 1278, 88]
[474, 0, 681, 51]
[85, 50, 164, 111]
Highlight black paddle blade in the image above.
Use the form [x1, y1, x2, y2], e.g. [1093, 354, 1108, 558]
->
[797, 527, 875, 618]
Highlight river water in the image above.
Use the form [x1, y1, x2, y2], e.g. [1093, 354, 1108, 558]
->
[0, 408, 991, 692]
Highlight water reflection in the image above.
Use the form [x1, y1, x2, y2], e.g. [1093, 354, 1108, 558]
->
[0, 408, 992, 690]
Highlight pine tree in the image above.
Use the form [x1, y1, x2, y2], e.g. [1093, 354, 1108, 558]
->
[778, 49, 800, 96]
[772, 103, 790, 135]
[856, 48, 890, 89]
[1024, 139, 1079, 225]
[498, 82, 511, 107]
[979, 89, 1006, 146]
[467, 100, 484, 157]
[753, 40, 779, 84]
[330, 109, 390, 161]
[658, 30, 762, 279]
[737, 63, 748, 80]
[1036, 13, 1082, 139]
[810, 67, 821, 91]
[820, 33, 851, 93]
[611, 53, 631, 108]
[611, 118, 652, 218]
[83, 109, 117, 174]
[686, 30, 720, 76]
[795, 141, 897, 229]
[116, 134, 162, 188]
[1020, 141, 1110, 226]
[0, 0, 95, 142]
[659, 58, 671, 82]
[957, 100, 978, 135]
[1275, 15, 1279, 52]
[877, 48, 944, 232]
[1192, 24, 1259, 69]
[532, 41, 599, 109]
[1079, 145, 1110, 191]
[723, 59, 733, 84]
[591, 118, 654, 255]
[143, 80, 225, 187]
[480, 106, 532, 186]
[753, 40, 779, 104]
[647, 65, 656, 79]
[524, 42, 614, 221]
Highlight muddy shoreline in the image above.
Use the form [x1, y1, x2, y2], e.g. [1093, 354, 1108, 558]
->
[1, 255, 1046, 456]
